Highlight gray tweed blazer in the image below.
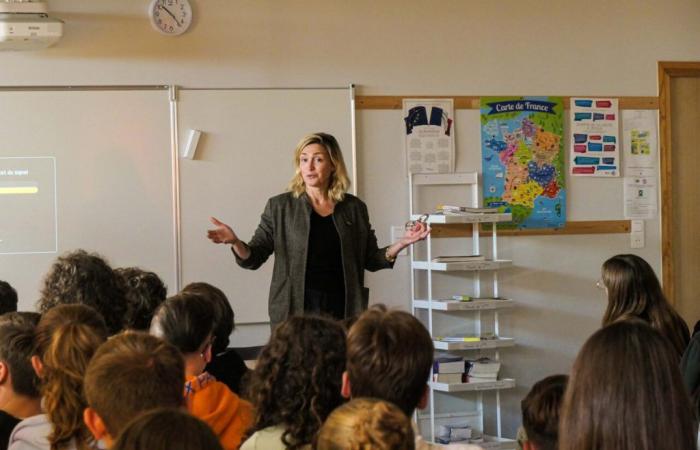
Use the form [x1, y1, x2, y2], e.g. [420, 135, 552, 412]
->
[234, 192, 393, 324]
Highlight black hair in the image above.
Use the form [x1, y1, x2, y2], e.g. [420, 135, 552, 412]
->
[115, 267, 168, 331]
[0, 280, 18, 315]
[182, 282, 234, 354]
[150, 292, 214, 353]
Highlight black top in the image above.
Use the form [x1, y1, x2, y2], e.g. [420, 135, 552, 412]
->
[305, 211, 345, 295]
[205, 348, 250, 396]
[0, 410, 20, 450]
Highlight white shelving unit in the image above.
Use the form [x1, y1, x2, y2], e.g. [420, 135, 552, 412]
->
[409, 172, 516, 450]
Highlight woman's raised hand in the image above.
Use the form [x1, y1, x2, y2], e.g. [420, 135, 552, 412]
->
[207, 217, 239, 245]
[401, 221, 430, 245]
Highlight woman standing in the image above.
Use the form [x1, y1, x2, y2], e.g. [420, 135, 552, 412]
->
[207, 132, 428, 324]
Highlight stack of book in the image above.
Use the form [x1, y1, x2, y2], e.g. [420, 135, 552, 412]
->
[466, 357, 501, 382]
[435, 423, 473, 444]
[432, 356, 502, 383]
[437, 204, 500, 215]
[432, 356, 467, 383]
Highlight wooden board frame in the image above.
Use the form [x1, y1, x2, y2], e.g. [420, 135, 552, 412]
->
[658, 61, 700, 305]
[357, 94, 658, 237]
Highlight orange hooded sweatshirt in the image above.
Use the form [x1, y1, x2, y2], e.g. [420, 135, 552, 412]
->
[185, 372, 254, 450]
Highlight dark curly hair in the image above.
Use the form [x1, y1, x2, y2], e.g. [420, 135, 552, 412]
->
[115, 267, 167, 331]
[37, 250, 127, 335]
[246, 315, 346, 449]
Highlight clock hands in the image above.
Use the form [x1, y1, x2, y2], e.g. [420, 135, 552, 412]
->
[158, 4, 181, 26]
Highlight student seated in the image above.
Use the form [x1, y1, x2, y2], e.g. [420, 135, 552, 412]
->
[0, 281, 18, 316]
[0, 316, 42, 450]
[150, 292, 253, 450]
[313, 398, 415, 450]
[598, 254, 689, 360]
[343, 305, 482, 450]
[82, 331, 185, 449]
[111, 408, 223, 450]
[559, 320, 696, 450]
[37, 250, 127, 335]
[10, 304, 108, 450]
[114, 267, 167, 331]
[182, 282, 248, 395]
[241, 315, 346, 450]
[519, 375, 568, 450]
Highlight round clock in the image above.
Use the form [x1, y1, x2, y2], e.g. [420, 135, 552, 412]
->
[148, 0, 192, 36]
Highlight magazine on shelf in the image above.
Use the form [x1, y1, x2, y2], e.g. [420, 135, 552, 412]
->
[438, 204, 500, 214]
[432, 255, 485, 263]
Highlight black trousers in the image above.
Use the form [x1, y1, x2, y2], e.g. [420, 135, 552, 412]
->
[304, 287, 346, 321]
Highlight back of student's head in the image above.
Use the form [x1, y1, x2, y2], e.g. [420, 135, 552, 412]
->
[559, 320, 696, 450]
[346, 305, 433, 416]
[84, 331, 185, 438]
[246, 315, 346, 448]
[115, 267, 167, 331]
[0, 318, 40, 398]
[181, 282, 234, 354]
[111, 408, 223, 450]
[0, 311, 41, 328]
[601, 253, 689, 358]
[37, 249, 127, 335]
[520, 374, 567, 450]
[313, 398, 415, 450]
[0, 280, 18, 315]
[34, 304, 109, 450]
[150, 292, 214, 354]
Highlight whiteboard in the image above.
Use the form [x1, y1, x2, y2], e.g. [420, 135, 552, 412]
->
[177, 88, 354, 324]
[0, 89, 175, 310]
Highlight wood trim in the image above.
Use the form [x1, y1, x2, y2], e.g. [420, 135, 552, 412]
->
[658, 61, 700, 305]
[431, 220, 631, 238]
[356, 95, 658, 110]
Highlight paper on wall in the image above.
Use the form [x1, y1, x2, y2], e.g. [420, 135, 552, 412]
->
[624, 176, 657, 219]
[622, 110, 658, 177]
[570, 98, 620, 177]
[403, 99, 455, 173]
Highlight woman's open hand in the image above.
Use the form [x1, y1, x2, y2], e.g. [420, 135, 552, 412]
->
[207, 217, 239, 245]
[401, 221, 430, 246]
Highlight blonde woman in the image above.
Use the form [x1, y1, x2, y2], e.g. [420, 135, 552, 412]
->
[314, 398, 415, 450]
[208, 132, 429, 323]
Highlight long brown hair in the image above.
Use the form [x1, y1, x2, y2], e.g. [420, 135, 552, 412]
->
[601, 254, 689, 358]
[559, 320, 696, 450]
[35, 305, 108, 450]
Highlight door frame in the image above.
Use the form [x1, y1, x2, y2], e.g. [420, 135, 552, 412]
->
[658, 61, 700, 305]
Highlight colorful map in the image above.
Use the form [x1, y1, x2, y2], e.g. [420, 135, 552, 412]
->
[481, 97, 566, 229]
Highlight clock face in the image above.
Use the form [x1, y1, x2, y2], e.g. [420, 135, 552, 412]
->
[149, 0, 192, 36]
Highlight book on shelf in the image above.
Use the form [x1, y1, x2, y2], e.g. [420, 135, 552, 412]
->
[445, 296, 506, 302]
[436, 335, 481, 342]
[436, 423, 473, 444]
[432, 372, 466, 383]
[466, 358, 501, 378]
[437, 204, 500, 214]
[432, 255, 485, 263]
[467, 375, 498, 382]
[432, 356, 466, 374]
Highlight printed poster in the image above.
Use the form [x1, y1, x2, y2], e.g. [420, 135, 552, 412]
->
[403, 99, 455, 173]
[570, 98, 620, 177]
[481, 97, 566, 229]
[622, 110, 658, 177]
[624, 176, 657, 219]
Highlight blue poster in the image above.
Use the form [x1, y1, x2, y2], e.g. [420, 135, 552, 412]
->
[480, 97, 566, 229]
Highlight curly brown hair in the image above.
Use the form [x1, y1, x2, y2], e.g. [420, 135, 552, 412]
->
[35, 305, 108, 450]
[37, 249, 127, 335]
[246, 315, 346, 449]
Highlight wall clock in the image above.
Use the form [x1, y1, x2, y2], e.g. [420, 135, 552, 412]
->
[148, 0, 192, 36]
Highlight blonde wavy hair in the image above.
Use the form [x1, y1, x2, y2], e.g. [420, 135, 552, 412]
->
[313, 398, 415, 450]
[34, 305, 108, 450]
[287, 132, 351, 202]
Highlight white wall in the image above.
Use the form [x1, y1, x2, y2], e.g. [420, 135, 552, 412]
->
[3, 0, 700, 438]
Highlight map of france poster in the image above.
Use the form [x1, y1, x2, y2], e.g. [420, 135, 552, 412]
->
[481, 97, 566, 229]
